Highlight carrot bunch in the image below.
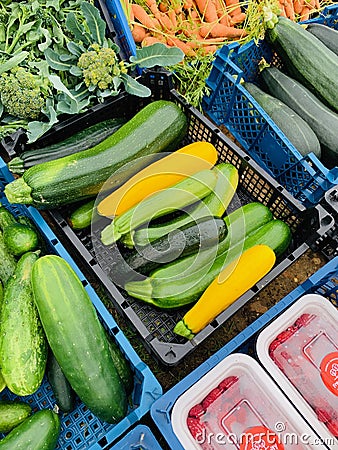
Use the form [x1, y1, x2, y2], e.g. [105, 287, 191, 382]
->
[278, 0, 321, 21]
[126, 0, 248, 56]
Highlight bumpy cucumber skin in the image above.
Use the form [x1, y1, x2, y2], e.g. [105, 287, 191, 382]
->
[5, 101, 187, 209]
[0, 206, 16, 231]
[0, 401, 32, 433]
[69, 199, 96, 230]
[0, 409, 60, 450]
[3, 223, 39, 256]
[0, 231, 16, 285]
[47, 352, 76, 414]
[108, 340, 134, 395]
[31, 255, 127, 423]
[0, 252, 47, 396]
[267, 17, 338, 112]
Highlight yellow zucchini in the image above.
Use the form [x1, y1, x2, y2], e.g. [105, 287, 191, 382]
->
[97, 142, 218, 218]
[174, 244, 276, 339]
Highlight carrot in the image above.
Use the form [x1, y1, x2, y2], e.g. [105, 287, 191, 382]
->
[212, 0, 231, 26]
[131, 4, 159, 29]
[299, 5, 311, 20]
[168, 9, 178, 28]
[167, 35, 197, 55]
[142, 35, 168, 46]
[229, 12, 246, 25]
[131, 23, 147, 42]
[194, 0, 219, 22]
[183, 0, 194, 9]
[293, 0, 304, 14]
[159, 1, 169, 12]
[279, 4, 287, 17]
[199, 44, 217, 54]
[225, 0, 242, 16]
[200, 22, 247, 38]
[284, 0, 295, 20]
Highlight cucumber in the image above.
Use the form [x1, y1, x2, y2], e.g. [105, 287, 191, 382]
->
[306, 23, 338, 56]
[68, 199, 97, 230]
[267, 17, 338, 112]
[0, 284, 4, 393]
[3, 222, 39, 256]
[125, 202, 275, 308]
[0, 252, 47, 396]
[0, 409, 60, 450]
[47, 352, 76, 414]
[8, 118, 126, 174]
[243, 81, 321, 158]
[5, 101, 188, 209]
[0, 231, 16, 285]
[0, 205, 16, 230]
[108, 339, 134, 395]
[0, 401, 32, 433]
[124, 163, 238, 247]
[261, 66, 338, 166]
[101, 169, 218, 245]
[31, 255, 128, 423]
[113, 216, 227, 284]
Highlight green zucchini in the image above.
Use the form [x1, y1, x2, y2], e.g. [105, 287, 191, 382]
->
[0, 401, 32, 433]
[0, 409, 60, 450]
[125, 202, 276, 308]
[243, 81, 321, 158]
[306, 23, 338, 56]
[47, 352, 76, 414]
[108, 339, 134, 395]
[267, 16, 338, 112]
[4, 101, 187, 209]
[31, 255, 128, 423]
[113, 216, 227, 284]
[68, 199, 97, 230]
[0, 251, 47, 396]
[8, 118, 126, 174]
[261, 65, 338, 166]
[124, 162, 238, 247]
[3, 223, 39, 256]
[101, 169, 218, 246]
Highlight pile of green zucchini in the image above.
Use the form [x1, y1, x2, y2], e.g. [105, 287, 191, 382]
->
[0, 205, 134, 448]
[245, 18, 338, 167]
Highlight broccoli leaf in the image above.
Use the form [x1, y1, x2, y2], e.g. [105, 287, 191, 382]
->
[26, 106, 58, 143]
[37, 27, 52, 52]
[66, 11, 91, 47]
[0, 52, 29, 75]
[130, 43, 184, 68]
[0, 102, 3, 119]
[67, 41, 85, 57]
[48, 74, 76, 101]
[81, 1, 106, 46]
[120, 73, 151, 97]
[44, 48, 74, 71]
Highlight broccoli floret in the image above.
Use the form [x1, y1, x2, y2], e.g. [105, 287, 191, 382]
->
[77, 43, 127, 91]
[0, 67, 49, 120]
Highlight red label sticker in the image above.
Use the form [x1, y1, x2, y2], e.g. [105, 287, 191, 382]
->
[239, 426, 285, 450]
[320, 351, 338, 396]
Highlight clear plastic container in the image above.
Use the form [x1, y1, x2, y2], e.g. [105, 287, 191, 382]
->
[257, 294, 338, 448]
[171, 353, 327, 450]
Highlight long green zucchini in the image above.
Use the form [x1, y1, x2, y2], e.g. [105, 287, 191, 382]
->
[113, 216, 227, 284]
[306, 23, 338, 56]
[261, 66, 338, 166]
[0, 409, 60, 450]
[123, 162, 238, 247]
[31, 255, 127, 423]
[8, 118, 126, 174]
[124, 202, 277, 308]
[4, 101, 187, 209]
[0, 252, 47, 396]
[101, 169, 218, 245]
[243, 81, 321, 158]
[267, 16, 338, 112]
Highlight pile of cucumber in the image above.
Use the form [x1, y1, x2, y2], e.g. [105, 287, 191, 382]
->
[246, 18, 338, 167]
[0, 206, 133, 448]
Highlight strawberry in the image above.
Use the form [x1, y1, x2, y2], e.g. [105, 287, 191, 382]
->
[189, 403, 205, 418]
[314, 407, 331, 423]
[187, 417, 206, 440]
[326, 419, 338, 437]
[294, 313, 315, 328]
[219, 375, 238, 391]
[275, 328, 295, 344]
[202, 387, 223, 409]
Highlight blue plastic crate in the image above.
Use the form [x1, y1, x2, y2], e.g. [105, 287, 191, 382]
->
[0, 159, 162, 449]
[110, 424, 163, 450]
[202, 5, 338, 208]
[151, 256, 338, 449]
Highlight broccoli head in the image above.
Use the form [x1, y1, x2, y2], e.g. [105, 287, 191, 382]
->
[0, 67, 48, 120]
[77, 43, 127, 91]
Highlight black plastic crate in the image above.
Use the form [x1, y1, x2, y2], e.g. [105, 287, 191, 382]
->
[11, 72, 328, 366]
